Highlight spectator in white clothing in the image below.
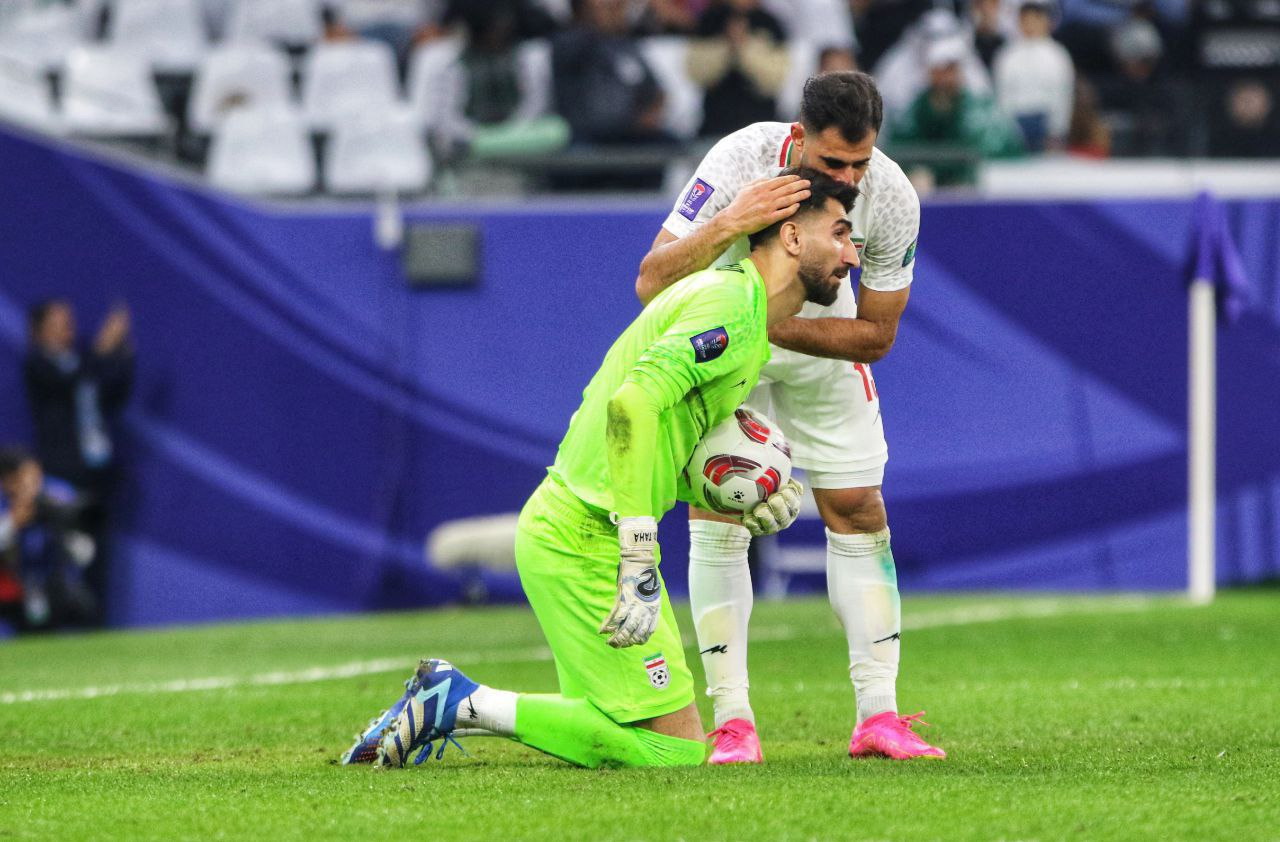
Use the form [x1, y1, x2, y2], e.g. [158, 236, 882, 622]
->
[872, 8, 991, 120]
[970, 0, 1007, 71]
[992, 0, 1074, 152]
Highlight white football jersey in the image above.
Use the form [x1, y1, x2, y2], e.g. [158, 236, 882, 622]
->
[662, 121, 920, 325]
[661, 122, 917, 477]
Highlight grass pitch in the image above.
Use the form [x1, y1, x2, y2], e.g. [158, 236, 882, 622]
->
[1, 591, 1277, 841]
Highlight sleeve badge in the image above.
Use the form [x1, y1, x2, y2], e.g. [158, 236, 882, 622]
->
[690, 326, 730, 363]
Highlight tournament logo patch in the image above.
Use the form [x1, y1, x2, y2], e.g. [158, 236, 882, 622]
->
[644, 654, 670, 690]
[678, 178, 715, 221]
[690, 326, 729, 363]
[902, 239, 918, 267]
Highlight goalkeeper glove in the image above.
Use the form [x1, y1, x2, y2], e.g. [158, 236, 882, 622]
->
[741, 478, 804, 536]
[599, 516, 662, 649]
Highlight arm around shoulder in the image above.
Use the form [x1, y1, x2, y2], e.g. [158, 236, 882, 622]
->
[767, 285, 910, 363]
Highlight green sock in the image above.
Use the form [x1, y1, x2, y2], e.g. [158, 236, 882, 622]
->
[514, 695, 706, 769]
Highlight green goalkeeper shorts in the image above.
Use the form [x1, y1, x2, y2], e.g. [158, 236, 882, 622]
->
[515, 476, 694, 724]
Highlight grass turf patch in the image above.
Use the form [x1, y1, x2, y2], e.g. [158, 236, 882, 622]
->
[1, 592, 1277, 841]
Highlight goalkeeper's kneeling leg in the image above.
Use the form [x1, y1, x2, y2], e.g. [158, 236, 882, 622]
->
[515, 695, 705, 768]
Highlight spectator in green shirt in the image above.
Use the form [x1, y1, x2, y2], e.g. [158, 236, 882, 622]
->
[889, 37, 1024, 187]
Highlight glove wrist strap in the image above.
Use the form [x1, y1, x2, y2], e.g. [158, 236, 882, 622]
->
[617, 516, 658, 551]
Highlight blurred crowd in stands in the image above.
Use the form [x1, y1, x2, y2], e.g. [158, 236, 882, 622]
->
[0, 0, 1277, 192]
[0, 300, 133, 634]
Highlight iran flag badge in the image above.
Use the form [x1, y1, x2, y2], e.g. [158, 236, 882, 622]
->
[644, 654, 670, 690]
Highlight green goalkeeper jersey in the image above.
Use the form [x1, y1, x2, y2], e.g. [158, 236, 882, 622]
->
[549, 258, 770, 520]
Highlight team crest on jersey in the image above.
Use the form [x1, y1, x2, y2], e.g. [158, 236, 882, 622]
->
[690, 327, 729, 363]
[679, 178, 715, 220]
[644, 654, 670, 690]
[902, 239, 918, 267]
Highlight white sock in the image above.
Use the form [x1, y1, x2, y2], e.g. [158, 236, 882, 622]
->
[826, 527, 900, 724]
[688, 519, 755, 728]
[453, 685, 518, 737]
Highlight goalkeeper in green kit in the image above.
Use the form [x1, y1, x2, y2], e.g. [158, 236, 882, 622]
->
[340, 169, 858, 769]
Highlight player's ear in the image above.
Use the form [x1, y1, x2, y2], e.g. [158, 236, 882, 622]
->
[781, 219, 803, 256]
[790, 122, 805, 156]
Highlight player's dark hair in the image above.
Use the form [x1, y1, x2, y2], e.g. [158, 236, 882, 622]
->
[747, 167, 858, 251]
[0, 444, 34, 481]
[799, 71, 883, 144]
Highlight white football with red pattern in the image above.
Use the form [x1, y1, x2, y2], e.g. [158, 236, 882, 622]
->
[686, 408, 792, 516]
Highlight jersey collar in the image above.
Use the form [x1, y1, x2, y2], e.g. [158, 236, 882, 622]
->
[778, 134, 794, 168]
[739, 256, 765, 289]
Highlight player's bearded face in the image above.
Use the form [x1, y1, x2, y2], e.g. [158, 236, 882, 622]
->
[796, 205, 854, 306]
[797, 241, 844, 306]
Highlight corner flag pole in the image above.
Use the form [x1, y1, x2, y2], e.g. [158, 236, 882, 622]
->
[1185, 191, 1249, 605]
[1187, 275, 1215, 605]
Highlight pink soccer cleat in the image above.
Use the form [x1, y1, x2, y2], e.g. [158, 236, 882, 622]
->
[849, 711, 946, 760]
[707, 718, 764, 765]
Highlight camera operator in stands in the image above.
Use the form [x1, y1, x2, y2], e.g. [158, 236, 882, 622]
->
[0, 446, 98, 630]
[23, 299, 134, 623]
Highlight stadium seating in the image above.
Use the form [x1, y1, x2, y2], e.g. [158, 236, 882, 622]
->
[405, 36, 464, 130]
[207, 105, 315, 195]
[0, 1, 83, 72]
[769, 0, 854, 48]
[107, 0, 209, 73]
[325, 107, 431, 195]
[407, 36, 556, 145]
[777, 39, 821, 123]
[301, 39, 399, 132]
[196, 0, 236, 40]
[637, 37, 703, 141]
[61, 46, 168, 137]
[509, 39, 555, 125]
[187, 42, 293, 133]
[223, 0, 321, 46]
[0, 45, 59, 132]
[0, 0, 1242, 197]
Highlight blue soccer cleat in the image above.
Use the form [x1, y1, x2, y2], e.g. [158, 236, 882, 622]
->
[339, 660, 433, 765]
[376, 658, 479, 768]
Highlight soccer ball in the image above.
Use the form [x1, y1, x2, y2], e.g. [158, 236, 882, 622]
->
[685, 408, 792, 516]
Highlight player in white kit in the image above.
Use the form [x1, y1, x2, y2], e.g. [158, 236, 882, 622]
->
[635, 72, 944, 763]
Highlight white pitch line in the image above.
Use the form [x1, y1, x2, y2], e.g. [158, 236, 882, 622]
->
[0, 597, 1160, 705]
[0, 647, 553, 705]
